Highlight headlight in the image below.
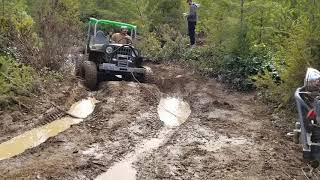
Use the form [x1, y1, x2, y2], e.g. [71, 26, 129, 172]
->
[106, 46, 113, 54]
[304, 68, 320, 91]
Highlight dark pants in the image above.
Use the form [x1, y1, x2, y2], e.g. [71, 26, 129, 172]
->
[188, 21, 196, 45]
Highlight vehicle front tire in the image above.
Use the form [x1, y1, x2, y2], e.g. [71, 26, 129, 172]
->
[123, 74, 132, 81]
[135, 73, 145, 83]
[81, 61, 97, 90]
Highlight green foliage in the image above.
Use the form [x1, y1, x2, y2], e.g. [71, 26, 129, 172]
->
[0, 0, 38, 55]
[137, 25, 188, 61]
[159, 35, 189, 60]
[219, 55, 262, 91]
[1, 0, 320, 109]
[79, 0, 185, 33]
[252, 0, 320, 106]
[26, 0, 81, 70]
[183, 46, 222, 75]
[0, 54, 38, 108]
[0, 17, 10, 47]
[147, 0, 184, 31]
[0, 0, 42, 76]
[136, 33, 162, 61]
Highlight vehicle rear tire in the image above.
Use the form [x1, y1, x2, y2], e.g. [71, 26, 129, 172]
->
[81, 61, 97, 90]
[75, 56, 83, 77]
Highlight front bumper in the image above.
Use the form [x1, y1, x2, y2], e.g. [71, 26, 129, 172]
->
[99, 63, 146, 74]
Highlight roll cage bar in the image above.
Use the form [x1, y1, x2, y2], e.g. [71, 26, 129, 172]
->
[88, 18, 137, 38]
[85, 18, 138, 54]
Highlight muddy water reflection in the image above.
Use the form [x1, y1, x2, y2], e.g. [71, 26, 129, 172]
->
[0, 97, 98, 161]
[96, 161, 137, 180]
[157, 97, 191, 126]
[95, 128, 174, 180]
[96, 97, 191, 180]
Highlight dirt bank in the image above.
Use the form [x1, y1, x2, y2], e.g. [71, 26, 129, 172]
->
[0, 63, 308, 179]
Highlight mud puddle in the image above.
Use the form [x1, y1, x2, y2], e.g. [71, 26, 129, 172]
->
[95, 128, 175, 180]
[96, 161, 137, 180]
[0, 97, 98, 161]
[96, 96, 191, 180]
[157, 97, 191, 126]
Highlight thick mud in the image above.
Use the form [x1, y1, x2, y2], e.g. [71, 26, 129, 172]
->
[0, 64, 308, 179]
[0, 97, 98, 161]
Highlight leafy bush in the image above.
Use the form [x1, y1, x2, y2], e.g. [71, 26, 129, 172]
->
[160, 35, 189, 60]
[183, 46, 221, 74]
[182, 43, 273, 91]
[138, 28, 271, 91]
[253, 70, 283, 105]
[0, 54, 38, 108]
[254, 18, 320, 106]
[218, 56, 258, 90]
[0, 1, 39, 66]
[137, 25, 189, 61]
[136, 33, 162, 61]
[28, 0, 82, 70]
[213, 43, 275, 91]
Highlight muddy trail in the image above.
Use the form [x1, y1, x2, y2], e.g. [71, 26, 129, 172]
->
[0, 63, 307, 179]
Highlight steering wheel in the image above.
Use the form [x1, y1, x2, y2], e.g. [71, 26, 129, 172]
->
[116, 37, 133, 45]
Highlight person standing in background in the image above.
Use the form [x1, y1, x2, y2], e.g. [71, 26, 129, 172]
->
[185, 0, 198, 48]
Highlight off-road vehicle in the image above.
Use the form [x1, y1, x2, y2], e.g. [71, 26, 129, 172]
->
[76, 18, 145, 90]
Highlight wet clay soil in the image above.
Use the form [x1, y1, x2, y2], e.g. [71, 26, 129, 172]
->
[0, 64, 306, 179]
[0, 97, 98, 161]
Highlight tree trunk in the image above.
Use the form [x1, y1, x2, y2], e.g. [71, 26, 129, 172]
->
[2, 0, 4, 16]
[135, 0, 146, 28]
[259, 11, 263, 44]
[312, 0, 316, 25]
[240, 0, 245, 30]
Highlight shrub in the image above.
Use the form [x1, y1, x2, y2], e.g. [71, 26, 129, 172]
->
[137, 25, 189, 62]
[254, 19, 320, 106]
[183, 46, 221, 75]
[0, 3, 39, 67]
[218, 56, 257, 90]
[138, 26, 274, 91]
[136, 32, 162, 61]
[0, 54, 38, 108]
[160, 35, 189, 60]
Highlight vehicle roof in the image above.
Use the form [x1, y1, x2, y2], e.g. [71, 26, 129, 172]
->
[89, 18, 137, 31]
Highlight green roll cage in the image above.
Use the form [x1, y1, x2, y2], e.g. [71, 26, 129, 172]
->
[88, 17, 137, 39]
[86, 18, 137, 54]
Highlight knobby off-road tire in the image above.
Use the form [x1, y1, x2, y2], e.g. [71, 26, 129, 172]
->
[75, 56, 83, 77]
[81, 61, 97, 90]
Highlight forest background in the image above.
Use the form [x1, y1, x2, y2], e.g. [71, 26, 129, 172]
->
[1, 0, 320, 111]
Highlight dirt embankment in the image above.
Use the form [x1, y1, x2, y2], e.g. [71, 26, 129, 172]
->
[0, 63, 307, 179]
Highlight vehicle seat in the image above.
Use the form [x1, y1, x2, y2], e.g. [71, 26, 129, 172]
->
[95, 30, 107, 44]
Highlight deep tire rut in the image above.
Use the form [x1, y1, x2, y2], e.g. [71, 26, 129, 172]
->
[0, 64, 306, 179]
